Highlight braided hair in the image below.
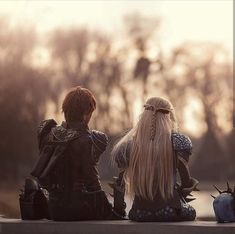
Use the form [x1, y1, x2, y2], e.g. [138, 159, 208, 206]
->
[144, 104, 173, 141]
[112, 96, 177, 201]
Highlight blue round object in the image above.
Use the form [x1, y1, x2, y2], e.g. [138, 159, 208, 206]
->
[213, 193, 235, 223]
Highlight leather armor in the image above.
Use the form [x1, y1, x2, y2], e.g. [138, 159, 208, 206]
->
[31, 120, 108, 192]
[29, 120, 125, 221]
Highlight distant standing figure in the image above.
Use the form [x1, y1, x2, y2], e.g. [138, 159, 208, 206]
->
[31, 86, 122, 221]
[112, 96, 199, 222]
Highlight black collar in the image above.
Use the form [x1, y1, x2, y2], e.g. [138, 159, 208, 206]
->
[62, 121, 89, 131]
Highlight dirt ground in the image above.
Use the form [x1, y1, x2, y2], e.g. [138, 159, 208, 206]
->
[0, 188, 19, 218]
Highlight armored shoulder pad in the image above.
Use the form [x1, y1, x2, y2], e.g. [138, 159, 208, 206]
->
[172, 132, 192, 158]
[38, 119, 57, 138]
[91, 130, 108, 154]
[38, 119, 57, 148]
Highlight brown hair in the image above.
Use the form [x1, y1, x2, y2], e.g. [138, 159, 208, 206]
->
[62, 86, 96, 122]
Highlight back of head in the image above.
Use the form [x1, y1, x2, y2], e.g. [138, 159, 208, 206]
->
[119, 97, 177, 201]
[62, 86, 96, 122]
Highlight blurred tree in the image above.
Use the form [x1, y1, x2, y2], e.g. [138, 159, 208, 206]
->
[48, 28, 132, 133]
[125, 12, 160, 101]
[49, 27, 90, 88]
[169, 42, 233, 180]
[134, 38, 233, 180]
[225, 64, 234, 179]
[0, 19, 57, 186]
[0, 13, 233, 186]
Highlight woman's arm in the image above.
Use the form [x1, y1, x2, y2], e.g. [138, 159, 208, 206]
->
[111, 141, 131, 217]
[172, 133, 199, 201]
[111, 171, 126, 217]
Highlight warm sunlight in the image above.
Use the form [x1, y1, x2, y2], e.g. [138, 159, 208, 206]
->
[0, 0, 232, 53]
[0, 1, 234, 223]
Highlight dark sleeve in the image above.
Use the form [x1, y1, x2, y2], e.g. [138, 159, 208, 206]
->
[172, 132, 199, 195]
[113, 170, 126, 217]
[90, 130, 108, 162]
[112, 141, 131, 216]
[37, 119, 57, 150]
[115, 141, 131, 169]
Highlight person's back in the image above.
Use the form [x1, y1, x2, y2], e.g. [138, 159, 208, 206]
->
[31, 86, 121, 221]
[112, 96, 199, 222]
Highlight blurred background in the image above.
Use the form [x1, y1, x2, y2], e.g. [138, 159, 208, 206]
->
[0, 0, 233, 220]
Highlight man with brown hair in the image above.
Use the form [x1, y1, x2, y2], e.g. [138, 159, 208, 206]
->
[30, 86, 123, 220]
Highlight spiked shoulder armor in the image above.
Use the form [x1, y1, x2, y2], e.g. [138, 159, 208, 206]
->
[172, 132, 192, 161]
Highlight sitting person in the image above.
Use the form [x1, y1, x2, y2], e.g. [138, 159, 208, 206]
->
[111, 96, 199, 222]
[30, 86, 122, 221]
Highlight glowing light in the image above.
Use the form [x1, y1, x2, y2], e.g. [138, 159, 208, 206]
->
[0, 1, 232, 53]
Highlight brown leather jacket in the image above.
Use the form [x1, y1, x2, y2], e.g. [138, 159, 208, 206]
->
[31, 119, 108, 192]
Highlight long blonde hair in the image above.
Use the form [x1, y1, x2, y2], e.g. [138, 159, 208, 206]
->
[112, 97, 178, 201]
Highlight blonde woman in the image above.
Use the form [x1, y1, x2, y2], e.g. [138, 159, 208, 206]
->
[111, 97, 199, 221]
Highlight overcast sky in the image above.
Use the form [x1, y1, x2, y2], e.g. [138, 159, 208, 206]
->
[0, 0, 233, 52]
